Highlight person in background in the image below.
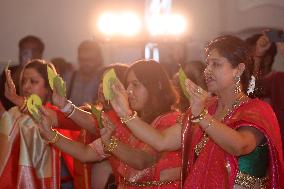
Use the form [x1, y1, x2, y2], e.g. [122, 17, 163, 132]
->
[67, 40, 103, 106]
[245, 33, 277, 98]
[0, 35, 45, 110]
[51, 57, 74, 91]
[252, 31, 284, 156]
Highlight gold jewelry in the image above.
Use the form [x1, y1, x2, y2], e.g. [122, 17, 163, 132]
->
[120, 111, 137, 123]
[234, 75, 241, 94]
[203, 118, 214, 130]
[191, 109, 208, 123]
[194, 132, 209, 156]
[103, 137, 118, 153]
[122, 177, 175, 187]
[46, 129, 60, 144]
[235, 170, 268, 189]
[197, 87, 202, 94]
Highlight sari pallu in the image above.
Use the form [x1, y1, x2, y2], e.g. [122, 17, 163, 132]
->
[0, 106, 61, 189]
[182, 98, 284, 189]
[106, 110, 181, 189]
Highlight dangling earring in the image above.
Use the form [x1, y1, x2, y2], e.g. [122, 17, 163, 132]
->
[234, 75, 241, 94]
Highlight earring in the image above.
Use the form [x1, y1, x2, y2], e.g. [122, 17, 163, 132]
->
[234, 75, 241, 94]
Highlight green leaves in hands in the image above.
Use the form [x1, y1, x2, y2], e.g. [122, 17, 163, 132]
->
[47, 65, 66, 97]
[53, 75, 66, 97]
[91, 104, 104, 129]
[27, 94, 42, 121]
[103, 68, 117, 100]
[179, 67, 190, 100]
[47, 66, 57, 90]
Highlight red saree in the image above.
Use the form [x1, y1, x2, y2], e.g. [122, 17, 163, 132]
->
[105, 110, 181, 189]
[0, 103, 80, 189]
[182, 98, 284, 189]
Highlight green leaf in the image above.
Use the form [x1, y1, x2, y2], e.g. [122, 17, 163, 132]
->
[53, 75, 66, 97]
[47, 66, 57, 90]
[103, 68, 117, 100]
[91, 104, 104, 129]
[27, 94, 42, 121]
[179, 67, 190, 100]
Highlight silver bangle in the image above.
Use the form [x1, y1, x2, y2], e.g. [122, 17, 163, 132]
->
[60, 100, 72, 113]
[67, 104, 76, 118]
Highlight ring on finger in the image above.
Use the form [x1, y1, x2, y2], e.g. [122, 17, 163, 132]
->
[197, 87, 202, 94]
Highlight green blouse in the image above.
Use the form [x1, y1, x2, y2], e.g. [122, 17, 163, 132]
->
[238, 143, 269, 178]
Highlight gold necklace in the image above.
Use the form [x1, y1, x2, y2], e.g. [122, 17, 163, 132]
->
[194, 93, 248, 157]
[216, 93, 246, 121]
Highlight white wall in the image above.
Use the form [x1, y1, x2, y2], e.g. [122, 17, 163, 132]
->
[0, 0, 284, 71]
[0, 0, 101, 64]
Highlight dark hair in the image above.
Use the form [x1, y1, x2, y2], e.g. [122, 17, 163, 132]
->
[78, 40, 103, 67]
[246, 33, 277, 74]
[126, 59, 179, 123]
[96, 63, 129, 110]
[205, 35, 254, 94]
[18, 35, 45, 54]
[20, 59, 56, 103]
[51, 57, 73, 75]
[98, 63, 129, 84]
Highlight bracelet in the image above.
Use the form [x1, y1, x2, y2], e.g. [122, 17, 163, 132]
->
[60, 100, 73, 113]
[46, 129, 60, 144]
[19, 97, 27, 112]
[66, 104, 75, 118]
[103, 137, 118, 153]
[203, 117, 214, 130]
[191, 109, 208, 123]
[120, 111, 137, 124]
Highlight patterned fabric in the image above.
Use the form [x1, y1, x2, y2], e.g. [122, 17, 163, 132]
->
[181, 98, 284, 189]
[0, 103, 80, 189]
[104, 110, 182, 189]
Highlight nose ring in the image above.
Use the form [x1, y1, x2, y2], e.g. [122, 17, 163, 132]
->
[128, 90, 133, 95]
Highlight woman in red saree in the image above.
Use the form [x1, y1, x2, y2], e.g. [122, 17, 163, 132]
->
[181, 35, 284, 189]
[0, 59, 80, 189]
[38, 60, 182, 188]
[109, 36, 284, 189]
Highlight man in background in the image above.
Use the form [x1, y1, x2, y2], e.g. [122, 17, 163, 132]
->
[68, 40, 103, 106]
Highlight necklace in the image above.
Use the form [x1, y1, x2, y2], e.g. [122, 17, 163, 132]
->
[194, 93, 248, 157]
[219, 93, 246, 121]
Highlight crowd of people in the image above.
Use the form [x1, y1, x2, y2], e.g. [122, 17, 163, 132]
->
[0, 31, 284, 189]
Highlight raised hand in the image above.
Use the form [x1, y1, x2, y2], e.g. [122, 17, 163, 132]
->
[37, 106, 55, 140]
[110, 79, 132, 118]
[185, 78, 209, 116]
[5, 68, 16, 99]
[52, 87, 67, 109]
[255, 34, 271, 57]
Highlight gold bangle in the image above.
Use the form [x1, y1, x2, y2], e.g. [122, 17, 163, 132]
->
[191, 109, 208, 123]
[120, 111, 137, 124]
[203, 118, 214, 130]
[103, 137, 118, 153]
[46, 129, 60, 144]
